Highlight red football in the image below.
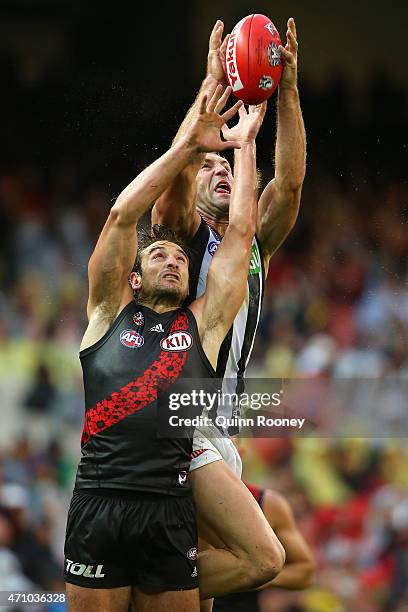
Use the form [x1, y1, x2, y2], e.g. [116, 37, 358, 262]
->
[224, 14, 283, 105]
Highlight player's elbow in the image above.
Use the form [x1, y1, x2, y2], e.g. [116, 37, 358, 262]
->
[276, 156, 306, 192]
[275, 180, 303, 210]
[261, 537, 286, 583]
[262, 188, 301, 239]
[110, 197, 128, 222]
[290, 174, 305, 193]
[109, 198, 139, 227]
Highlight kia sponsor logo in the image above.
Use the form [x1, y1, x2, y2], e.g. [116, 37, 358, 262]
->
[65, 559, 105, 578]
[120, 329, 144, 348]
[160, 331, 193, 352]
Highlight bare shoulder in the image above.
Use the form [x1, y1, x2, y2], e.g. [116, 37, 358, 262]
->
[262, 489, 295, 529]
[80, 295, 132, 352]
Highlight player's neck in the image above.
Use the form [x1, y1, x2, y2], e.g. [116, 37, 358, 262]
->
[136, 295, 180, 314]
[200, 213, 228, 237]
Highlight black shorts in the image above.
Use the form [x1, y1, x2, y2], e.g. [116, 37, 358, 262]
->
[64, 489, 198, 591]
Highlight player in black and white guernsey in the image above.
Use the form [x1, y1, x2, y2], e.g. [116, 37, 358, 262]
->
[64, 86, 284, 611]
[152, 17, 305, 609]
[183, 211, 264, 438]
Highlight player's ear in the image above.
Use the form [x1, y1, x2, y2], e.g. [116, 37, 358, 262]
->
[129, 271, 142, 292]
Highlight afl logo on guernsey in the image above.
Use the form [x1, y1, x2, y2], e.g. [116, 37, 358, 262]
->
[120, 329, 144, 348]
[208, 241, 219, 256]
[160, 331, 193, 352]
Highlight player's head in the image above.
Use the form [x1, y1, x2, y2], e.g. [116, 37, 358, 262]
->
[195, 152, 233, 218]
[129, 225, 190, 306]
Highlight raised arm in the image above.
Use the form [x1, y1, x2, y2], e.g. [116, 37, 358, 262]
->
[84, 87, 243, 344]
[152, 21, 228, 237]
[257, 18, 306, 266]
[82, 145, 197, 351]
[190, 104, 267, 368]
[86, 138, 205, 328]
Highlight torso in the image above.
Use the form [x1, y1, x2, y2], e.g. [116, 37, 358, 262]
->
[76, 302, 215, 495]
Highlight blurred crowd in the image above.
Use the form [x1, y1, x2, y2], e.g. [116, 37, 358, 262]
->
[0, 69, 407, 611]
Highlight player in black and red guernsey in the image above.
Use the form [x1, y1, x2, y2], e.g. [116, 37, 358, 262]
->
[64, 86, 284, 612]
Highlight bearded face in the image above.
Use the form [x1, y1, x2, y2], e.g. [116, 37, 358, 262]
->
[195, 153, 233, 218]
[130, 241, 189, 306]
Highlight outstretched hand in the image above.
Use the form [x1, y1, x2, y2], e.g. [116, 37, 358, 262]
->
[279, 17, 298, 91]
[222, 102, 267, 145]
[186, 84, 243, 153]
[206, 20, 229, 84]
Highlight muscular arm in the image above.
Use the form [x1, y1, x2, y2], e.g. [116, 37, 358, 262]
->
[151, 77, 217, 237]
[258, 490, 315, 590]
[83, 87, 241, 351]
[190, 141, 258, 368]
[86, 137, 200, 325]
[152, 21, 227, 237]
[257, 18, 306, 264]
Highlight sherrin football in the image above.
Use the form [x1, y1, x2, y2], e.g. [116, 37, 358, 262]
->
[224, 14, 283, 105]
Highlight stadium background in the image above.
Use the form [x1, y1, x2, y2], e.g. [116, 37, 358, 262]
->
[0, 1, 407, 610]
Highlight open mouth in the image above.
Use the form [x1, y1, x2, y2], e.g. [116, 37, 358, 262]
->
[162, 273, 180, 282]
[214, 181, 231, 195]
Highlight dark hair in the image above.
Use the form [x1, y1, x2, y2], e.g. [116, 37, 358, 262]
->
[132, 224, 191, 275]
